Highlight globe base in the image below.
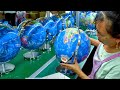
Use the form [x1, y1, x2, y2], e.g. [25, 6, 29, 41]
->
[24, 51, 40, 60]
[39, 42, 51, 52]
[0, 63, 15, 74]
[44, 43, 51, 50]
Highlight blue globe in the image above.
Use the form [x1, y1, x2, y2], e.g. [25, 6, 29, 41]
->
[20, 21, 46, 50]
[61, 14, 75, 29]
[79, 12, 86, 27]
[65, 15, 75, 28]
[69, 11, 76, 21]
[85, 11, 97, 30]
[37, 18, 58, 41]
[0, 21, 13, 29]
[44, 19, 57, 41]
[17, 19, 31, 32]
[54, 28, 91, 63]
[79, 11, 97, 30]
[0, 24, 21, 63]
[50, 15, 63, 34]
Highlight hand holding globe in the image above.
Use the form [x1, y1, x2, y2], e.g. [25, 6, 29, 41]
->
[54, 28, 91, 75]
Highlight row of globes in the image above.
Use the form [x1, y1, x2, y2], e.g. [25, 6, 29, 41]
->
[0, 11, 97, 75]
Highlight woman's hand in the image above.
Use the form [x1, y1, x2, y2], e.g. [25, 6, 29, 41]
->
[89, 37, 100, 47]
[60, 58, 82, 74]
[60, 58, 90, 79]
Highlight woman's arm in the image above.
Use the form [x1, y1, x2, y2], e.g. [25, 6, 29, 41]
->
[89, 37, 100, 47]
[75, 69, 90, 79]
[60, 58, 90, 79]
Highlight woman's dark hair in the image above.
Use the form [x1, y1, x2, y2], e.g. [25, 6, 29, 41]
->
[94, 11, 120, 39]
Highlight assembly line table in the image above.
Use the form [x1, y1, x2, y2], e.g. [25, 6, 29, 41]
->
[0, 35, 97, 79]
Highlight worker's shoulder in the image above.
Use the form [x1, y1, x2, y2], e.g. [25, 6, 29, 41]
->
[103, 56, 120, 68]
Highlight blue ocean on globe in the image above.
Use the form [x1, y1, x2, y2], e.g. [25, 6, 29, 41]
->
[50, 15, 63, 34]
[0, 24, 21, 63]
[54, 28, 91, 63]
[20, 21, 46, 50]
[61, 14, 75, 29]
[66, 15, 75, 28]
[37, 18, 58, 41]
[85, 11, 97, 30]
[79, 11, 97, 30]
[79, 12, 86, 27]
[69, 11, 76, 22]
[44, 19, 58, 41]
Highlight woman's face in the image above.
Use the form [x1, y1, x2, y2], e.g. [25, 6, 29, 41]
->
[96, 20, 116, 47]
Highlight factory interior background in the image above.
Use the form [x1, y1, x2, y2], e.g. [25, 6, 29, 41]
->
[0, 11, 98, 79]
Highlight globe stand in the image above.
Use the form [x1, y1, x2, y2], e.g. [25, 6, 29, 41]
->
[39, 44, 45, 51]
[50, 36, 56, 45]
[0, 62, 15, 75]
[42, 40, 51, 52]
[23, 50, 40, 60]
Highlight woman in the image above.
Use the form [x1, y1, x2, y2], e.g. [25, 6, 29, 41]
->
[61, 11, 120, 79]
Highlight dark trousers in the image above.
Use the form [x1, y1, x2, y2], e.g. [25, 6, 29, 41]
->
[5, 13, 16, 26]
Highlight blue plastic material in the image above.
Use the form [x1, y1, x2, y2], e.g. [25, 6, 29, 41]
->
[61, 14, 75, 29]
[79, 12, 86, 28]
[54, 28, 91, 63]
[85, 11, 97, 30]
[79, 11, 97, 30]
[0, 21, 13, 29]
[38, 18, 58, 41]
[17, 19, 31, 32]
[68, 15, 75, 27]
[66, 11, 76, 27]
[0, 25, 21, 63]
[20, 21, 46, 50]
[50, 15, 63, 34]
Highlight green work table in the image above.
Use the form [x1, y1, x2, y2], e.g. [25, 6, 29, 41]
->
[29, 45, 94, 79]
[0, 35, 97, 79]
